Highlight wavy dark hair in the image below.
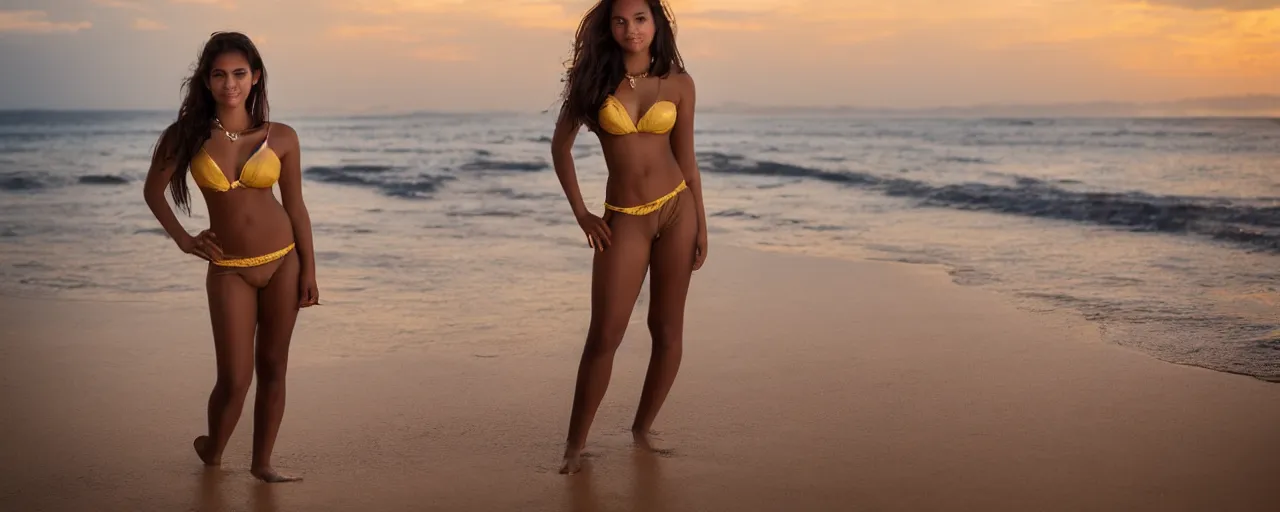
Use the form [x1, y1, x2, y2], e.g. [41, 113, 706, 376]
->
[557, 0, 685, 132]
[153, 31, 269, 214]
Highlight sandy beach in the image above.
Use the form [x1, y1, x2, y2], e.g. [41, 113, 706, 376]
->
[2, 244, 1278, 511]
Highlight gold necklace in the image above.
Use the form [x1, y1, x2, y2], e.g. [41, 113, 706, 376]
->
[625, 71, 649, 89]
[213, 118, 242, 142]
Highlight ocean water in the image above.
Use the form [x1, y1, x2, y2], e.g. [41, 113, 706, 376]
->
[1, 110, 1278, 381]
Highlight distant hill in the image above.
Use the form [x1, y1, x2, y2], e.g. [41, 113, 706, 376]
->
[704, 94, 1280, 118]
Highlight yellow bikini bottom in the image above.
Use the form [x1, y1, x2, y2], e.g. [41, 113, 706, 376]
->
[604, 181, 687, 216]
[212, 243, 295, 268]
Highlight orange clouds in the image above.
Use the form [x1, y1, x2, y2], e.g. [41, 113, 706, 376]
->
[340, 0, 472, 15]
[92, 0, 146, 10]
[1111, 6, 1280, 76]
[133, 18, 168, 31]
[1142, 0, 1280, 10]
[0, 11, 92, 33]
[170, 0, 239, 9]
[6, 0, 1272, 111]
[412, 45, 475, 62]
[339, 0, 583, 29]
[679, 17, 766, 31]
[327, 24, 472, 60]
[681, 0, 1280, 79]
[327, 24, 444, 43]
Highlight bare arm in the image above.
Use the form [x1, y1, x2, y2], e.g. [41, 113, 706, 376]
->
[274, 123, 317, 276]
[551, 112, 612, 250]
[671, 73, 708, 265]
[551, 114, 590, 218]
[142, 126, 195, 248]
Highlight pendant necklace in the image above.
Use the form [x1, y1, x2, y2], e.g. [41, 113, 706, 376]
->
[213, 118, 241, 142]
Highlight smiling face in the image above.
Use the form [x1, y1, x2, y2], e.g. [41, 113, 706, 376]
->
[610, 0, 656, 55]
[206, 51, 259, 109]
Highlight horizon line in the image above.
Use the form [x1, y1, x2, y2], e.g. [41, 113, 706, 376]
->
[1, 93, 1276, 118]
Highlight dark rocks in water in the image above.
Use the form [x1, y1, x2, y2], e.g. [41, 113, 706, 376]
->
[0, 174, 45, 191]
[79, 174, 129, 185]
[695, 150, 1280, 253]
[305, 164, 454, 200]
[459, 160, 548, 172]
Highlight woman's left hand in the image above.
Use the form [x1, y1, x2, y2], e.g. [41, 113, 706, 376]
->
[299, 273, 320, 308]
[693, 229, 708, 271]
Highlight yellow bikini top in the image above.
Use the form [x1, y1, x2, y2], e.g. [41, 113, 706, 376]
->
[598, 90, 677, 136]
[190, 124, 281, 192]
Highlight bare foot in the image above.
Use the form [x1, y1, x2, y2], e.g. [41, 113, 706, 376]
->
[193, 436, 220, 466]
[560, 448, 584, 475]
[251, 466, 303, 483]
[632, 429, 674, 456]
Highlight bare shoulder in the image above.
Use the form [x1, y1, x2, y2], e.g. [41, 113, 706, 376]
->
[268, 121, 298, 143]
[152, 121, 181, 164]
[671, 71, 695, 92]
[267, 122, 300, 152]
[669, 71, 696, 104]
[157, 121, 180, 145]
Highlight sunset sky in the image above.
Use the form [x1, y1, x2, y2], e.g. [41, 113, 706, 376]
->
[1, 0, 1277, 113]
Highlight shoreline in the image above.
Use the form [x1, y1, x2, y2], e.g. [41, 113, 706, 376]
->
[3, 238, 1277, 384]
[3, 244, 1278, 511]
[732, 242, 1280, 385]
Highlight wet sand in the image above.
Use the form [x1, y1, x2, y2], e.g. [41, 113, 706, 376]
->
[2, 245, 1278, 511]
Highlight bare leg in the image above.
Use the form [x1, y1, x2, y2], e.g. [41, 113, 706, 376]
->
[197, 266, 259, 466]
[633, 191, 697, 450]
[561, 211, 654, 474]
[250, 251, 302, 483]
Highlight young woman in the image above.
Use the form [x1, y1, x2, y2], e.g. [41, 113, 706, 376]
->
[143, 31, 318, 483]
[551, 0, 708, 474]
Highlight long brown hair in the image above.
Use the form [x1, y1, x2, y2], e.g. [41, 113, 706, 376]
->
[557, 0, 685, 132]
[153, 31, 269, 214]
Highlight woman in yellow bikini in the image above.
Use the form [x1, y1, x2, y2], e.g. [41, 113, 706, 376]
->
[142, 32, 317, 483]
[552, 0, 708, 474]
